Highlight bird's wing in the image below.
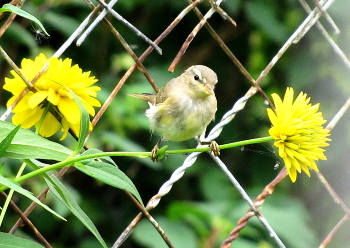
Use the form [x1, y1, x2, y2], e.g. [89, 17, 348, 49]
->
[155, 78, 178, 104]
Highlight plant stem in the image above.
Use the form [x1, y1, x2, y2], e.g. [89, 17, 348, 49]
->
[0, 136, 274, 191]
[0, 162, 27, 226]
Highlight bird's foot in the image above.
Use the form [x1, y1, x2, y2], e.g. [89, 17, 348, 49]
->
[201, 140, 220, 156]
[150, 144, 168, 162]
[209, 141, 220, 156]
[151, 144, 160, 162]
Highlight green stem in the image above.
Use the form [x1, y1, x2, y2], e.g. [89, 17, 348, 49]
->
[167, 136, 274, 154]
[0, 152, 151, 192]
[0, 162, 27, 227]
[0, 136, 274, 192]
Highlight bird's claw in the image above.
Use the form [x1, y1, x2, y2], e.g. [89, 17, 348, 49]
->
[151, 144, 168, 162]
[151, 144, 160, 162]
[209, 141, 220, 156]
[200, 140, 220, 156]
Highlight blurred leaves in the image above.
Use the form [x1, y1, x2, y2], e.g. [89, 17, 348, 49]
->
[76, 154, 143, 206]
[45, 175, 107, 248]
[0, 232, 45, 248]
[259, 200, 318, 248]
[0, 175, 65, 221]
[133, 193, 318, 248]
[245, 1, 289, 43]
[133, 217, 198, 248]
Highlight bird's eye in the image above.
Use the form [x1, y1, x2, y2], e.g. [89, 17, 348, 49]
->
[194, 75, 200, 81]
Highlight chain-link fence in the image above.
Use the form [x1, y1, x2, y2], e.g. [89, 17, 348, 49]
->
[0, 0, 349, 247]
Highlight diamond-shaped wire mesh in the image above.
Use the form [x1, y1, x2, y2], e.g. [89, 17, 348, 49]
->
[0, 0, 349, 247]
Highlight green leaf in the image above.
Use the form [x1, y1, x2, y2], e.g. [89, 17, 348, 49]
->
[0, 124, 20, 157]
[76, 160, 143, 206]
[155, 145, 168, 161]
[81, 149, 117, 166]
[0, 4, 49, 36]
[0, 163, 4, 176]
[0, 232, 44, 248]
[0, 121, 73, 160]
[0, 175, 65, 221]
[44, 175, 107, 248]
[70, 91, 89, 155]
[23, 159, 68, 204]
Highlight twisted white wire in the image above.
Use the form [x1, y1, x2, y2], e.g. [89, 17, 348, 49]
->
[203, 86, 258, 143]
[77, 0, 119, 46]
[147, 151, 202, 208]
[147, 86, 258, 208]
[209, 153, 286, 248]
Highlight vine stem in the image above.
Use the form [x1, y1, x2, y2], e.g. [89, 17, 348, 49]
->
[0, 136, 274, 193]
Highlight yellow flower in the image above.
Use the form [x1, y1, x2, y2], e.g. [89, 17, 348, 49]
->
[4, 53, 101, 139]
[267, 87, 331, 182]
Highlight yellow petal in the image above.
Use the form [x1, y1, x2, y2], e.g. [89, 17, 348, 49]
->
[290, 156, 301, 173]
[58, 98, 80, 124]
[307, 159, 319, 171]
[287, 166, 297, 182]
[28, 91, 48, 109]
[4, 53, 101, 140]
[12, 107, 43, 128]
[36, 112, 61, 137]
[283, 87, 294, 107]
[47, 88, 61, 105]
[300, 162, 311, 177]
[12, 93, 33, 112]
[60, 117, 70, 140]
[268, 87, 330, 182]
[267, 109, 278, 126]
[285, 142, 299, 150]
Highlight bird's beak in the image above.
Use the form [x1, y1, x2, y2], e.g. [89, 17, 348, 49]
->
[204, 85, 215, 95]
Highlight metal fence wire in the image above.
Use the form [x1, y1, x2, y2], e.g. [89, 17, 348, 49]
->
[0, 0, 349, 247]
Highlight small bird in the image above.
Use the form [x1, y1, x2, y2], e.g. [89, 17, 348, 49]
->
[129, 65, 219, 160]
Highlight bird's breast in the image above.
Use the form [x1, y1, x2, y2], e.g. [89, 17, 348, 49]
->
[146, 94, 217, 141]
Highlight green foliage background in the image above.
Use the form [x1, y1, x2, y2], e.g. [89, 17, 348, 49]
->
[0, 0, 350, 247]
